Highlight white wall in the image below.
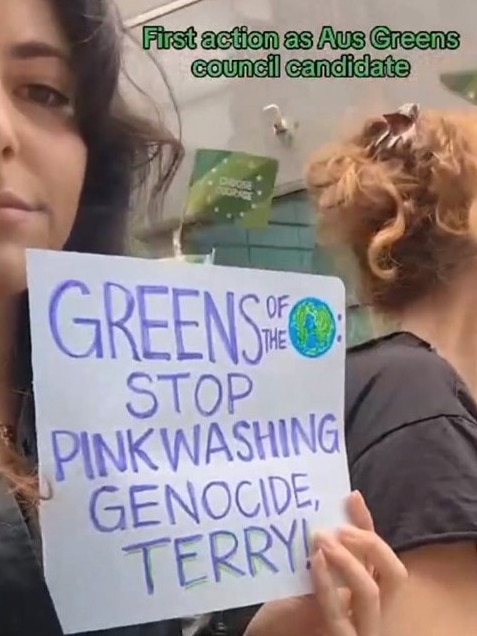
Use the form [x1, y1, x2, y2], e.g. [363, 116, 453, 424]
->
[118, 0, 175, 21]
[118, 0, 477, 225]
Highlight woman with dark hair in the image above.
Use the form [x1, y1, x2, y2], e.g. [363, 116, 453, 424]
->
[0, 0, 184, 634]
[0, 1, 405, 634]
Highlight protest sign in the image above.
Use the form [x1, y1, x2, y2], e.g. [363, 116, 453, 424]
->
[184, 149, 279, 228]
[27, 248, 349, 634]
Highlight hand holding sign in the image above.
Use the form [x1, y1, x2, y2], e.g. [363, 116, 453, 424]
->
[27, 249, 349, 634]
[245, 492, 407, 636]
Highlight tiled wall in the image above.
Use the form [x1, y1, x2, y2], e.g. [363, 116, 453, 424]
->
[185, 190, 375, 347]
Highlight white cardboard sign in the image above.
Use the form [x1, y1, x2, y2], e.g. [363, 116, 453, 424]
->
[26, 248, 350, 634]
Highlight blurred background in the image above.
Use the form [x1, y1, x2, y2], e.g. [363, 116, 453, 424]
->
[117, 0, 477, 345]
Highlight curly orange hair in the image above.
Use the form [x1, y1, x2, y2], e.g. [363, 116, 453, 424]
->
[306, 109, 477, 314]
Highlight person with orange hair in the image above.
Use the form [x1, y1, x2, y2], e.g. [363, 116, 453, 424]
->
[235, 104, 477, 636]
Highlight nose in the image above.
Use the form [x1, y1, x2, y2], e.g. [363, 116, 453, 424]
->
[0, 87, 19, 158]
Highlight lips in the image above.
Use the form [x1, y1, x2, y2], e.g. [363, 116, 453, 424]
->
[0, 190, 35, 212]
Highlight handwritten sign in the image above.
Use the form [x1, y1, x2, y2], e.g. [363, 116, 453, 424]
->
[26, 249, 350, 634]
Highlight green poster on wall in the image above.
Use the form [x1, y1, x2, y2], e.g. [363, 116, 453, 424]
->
[440, 70, 477, 105]
[183, 149, 279, 228]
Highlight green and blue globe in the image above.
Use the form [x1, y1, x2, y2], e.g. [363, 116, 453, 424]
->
[288, 298, 337, 358]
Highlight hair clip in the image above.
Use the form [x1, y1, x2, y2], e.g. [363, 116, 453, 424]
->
[371, 103, 420, 154]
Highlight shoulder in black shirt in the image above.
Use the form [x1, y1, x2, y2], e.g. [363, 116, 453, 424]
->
[213, 332, 477, 636]
[346, 331, 477, 552]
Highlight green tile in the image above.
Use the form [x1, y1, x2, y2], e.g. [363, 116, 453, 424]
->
[185, 190, 365, 310]
[299, 250, 314, 273]
[214, 246, 250, 267]
[270, 198, 297, 224]
[294, 199, 314, 226]
[188, 225, 248, 247]
[297, 226, 316, 249]
[247, 225, 301, 248]
[249, 247, 303, 271]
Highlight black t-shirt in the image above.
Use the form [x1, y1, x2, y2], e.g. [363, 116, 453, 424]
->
[347, 331, 477, 552]
[212, 331, 477, 636]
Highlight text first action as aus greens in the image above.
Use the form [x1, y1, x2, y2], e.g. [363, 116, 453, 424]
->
[142, 26, 198, 50]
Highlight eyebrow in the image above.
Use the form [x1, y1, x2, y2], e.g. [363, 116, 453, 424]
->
[9, 40, 70, 65]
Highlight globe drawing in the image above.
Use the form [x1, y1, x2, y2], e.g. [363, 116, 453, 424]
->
[288, 297, 337, 358]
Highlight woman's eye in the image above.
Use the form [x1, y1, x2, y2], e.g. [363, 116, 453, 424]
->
[20, 84, 72, 110]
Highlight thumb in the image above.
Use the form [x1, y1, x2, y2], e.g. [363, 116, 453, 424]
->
[346, 491, 374, 532]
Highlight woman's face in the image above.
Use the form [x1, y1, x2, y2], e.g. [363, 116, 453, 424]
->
[0, 0, 87, 295]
